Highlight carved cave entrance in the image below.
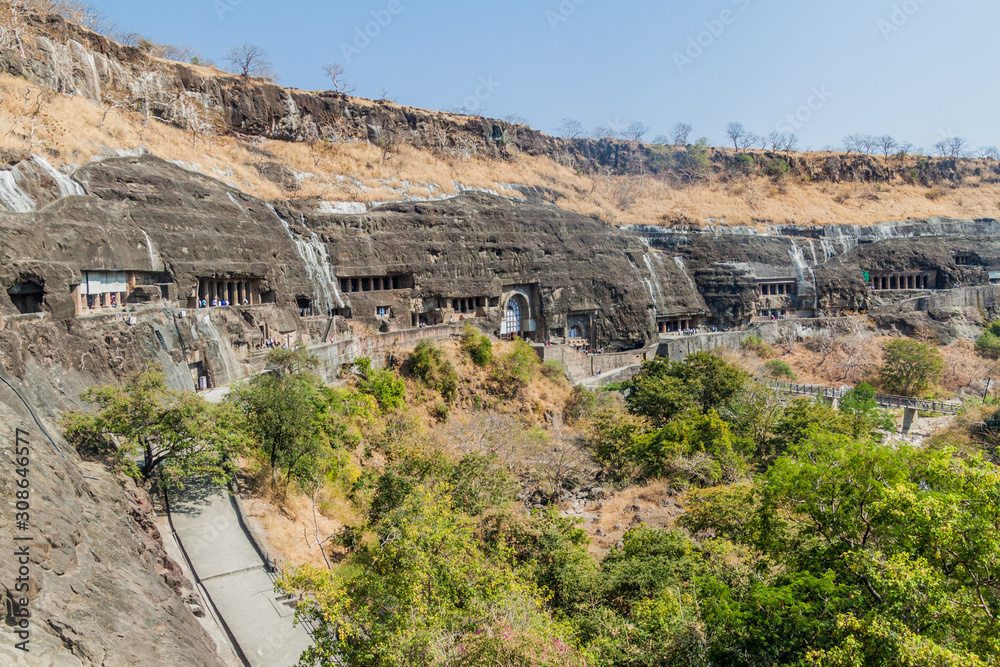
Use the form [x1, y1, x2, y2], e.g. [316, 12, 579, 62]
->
[501, 293, 529, 339]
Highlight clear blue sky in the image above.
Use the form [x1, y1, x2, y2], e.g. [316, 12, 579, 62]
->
[87, 0, 1000, 151]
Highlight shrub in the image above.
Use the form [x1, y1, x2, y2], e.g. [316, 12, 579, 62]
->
[541, 359, 568, 383]
[354, 358, 406, 412]
[490, 339, 539, 398]
[433, 402, 450, 423]
[764, 359, 797, 381]
[975, 321, 1000, 360]
[741, 335, 774, 358]
[462, 324, 494, 366]
[408, 340, 458, 403]
[565, 386, 615, 423]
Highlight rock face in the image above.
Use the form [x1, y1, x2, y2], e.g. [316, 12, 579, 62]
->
[3, 9, 998, 184]
[633, 219, 1000, 327]
[288, 194, 662, 347]
[0, 399, 225, 667]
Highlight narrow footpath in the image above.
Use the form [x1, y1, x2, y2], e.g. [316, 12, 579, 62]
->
[164, 478, 313, 667]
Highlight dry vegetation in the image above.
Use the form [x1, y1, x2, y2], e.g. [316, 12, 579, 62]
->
[727, 319, 998, 399]
[235, 336, 585, 567]
[5, 67, 1000, 227]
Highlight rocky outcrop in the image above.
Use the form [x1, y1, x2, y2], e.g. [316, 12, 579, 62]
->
[3, 9, 997, 184]
[0, 398, 224, 666]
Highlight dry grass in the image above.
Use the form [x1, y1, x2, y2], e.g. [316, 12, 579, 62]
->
[578, 478, 683, 558]
[5, 72, 1000, 227]
[731, 326, 995, 399]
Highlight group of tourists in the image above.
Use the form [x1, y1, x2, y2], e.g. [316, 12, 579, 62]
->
[199, 298, 250, 308]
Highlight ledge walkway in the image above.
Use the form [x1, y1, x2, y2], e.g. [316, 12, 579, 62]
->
[762, 380, 964, 415]
[163, 478, 313, 667]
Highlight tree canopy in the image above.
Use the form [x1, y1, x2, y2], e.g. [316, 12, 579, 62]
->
[61, 367, 249, 486]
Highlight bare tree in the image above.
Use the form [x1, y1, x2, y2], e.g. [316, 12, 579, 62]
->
[858, 134, 877, 155]
[736, 131, 757, 152]
[224, 42, 275, 80]
[768, 131, 798, 152]
[533, 436, 592, 501]
[0, 0, 30, 58]
[99, 87, 130, 129]
[876, 135, 898, 157]
[623, 121, 649, 143]
[322, 63, 354, 94]
[843, 134, 862, 155]
[557, 118, 586, 139]
[935, 136, 969, 158]
[671, 122, 693, 146]
[39, 0, 109, 32]
[726, 122, 747, 151]
[171, 92, 221, 147]
[370, 124, 400, 164]
[978, 146, 1000, 160]
[593, 125, 617, 140]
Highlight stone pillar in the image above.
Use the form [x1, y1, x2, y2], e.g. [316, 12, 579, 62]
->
[902, 407, 919, 434]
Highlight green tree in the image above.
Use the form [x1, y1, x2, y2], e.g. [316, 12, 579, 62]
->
[839, 382, 895, 441]
[625, 353, 748, 424]
[490, 338, 539, 398]
[279, 483, 585, 667]
[879, 338, 944, 396]
[757, 434, 1000, 662]
[634, 409, 748, 484]
[461, 324, 494, 366]
[763, 359, 796, 380]
[975, 320, 1000, 360]
[588, 406, 652, 474]
[408, 340, 459, 403]
[61, 367, 249, 486]
[230, 348, 326, 483]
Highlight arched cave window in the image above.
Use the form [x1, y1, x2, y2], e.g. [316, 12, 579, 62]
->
[502, 298, 522, 336]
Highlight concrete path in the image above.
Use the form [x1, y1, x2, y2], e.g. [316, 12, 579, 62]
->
[165, 478, 313, 667]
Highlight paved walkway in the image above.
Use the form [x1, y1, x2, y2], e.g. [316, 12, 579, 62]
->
[165, 478, 313, 667]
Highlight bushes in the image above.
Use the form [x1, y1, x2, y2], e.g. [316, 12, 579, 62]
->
[408, 340, 459, 403]
[976, 320, 1000, 360]
[354, 358, 406, 412]
[742, 335, 774, 358]
[462, 324, 494, 366]
[764, 359, 797, 381]
[541, 359, 568, 382]
[490, 338, 539, 398]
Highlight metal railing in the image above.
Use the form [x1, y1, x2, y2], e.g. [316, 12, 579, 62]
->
[763, 380, 963, 415]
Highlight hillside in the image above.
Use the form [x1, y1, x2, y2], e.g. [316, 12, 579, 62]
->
[1, 4, 999, 227]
